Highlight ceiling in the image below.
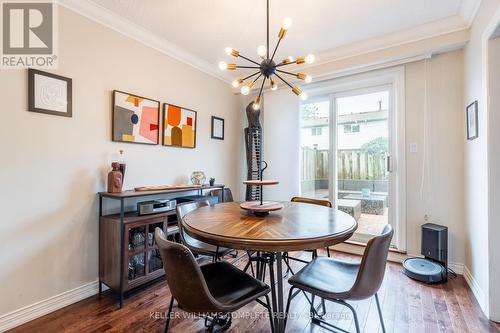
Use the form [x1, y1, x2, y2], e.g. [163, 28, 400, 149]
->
[61, 0, 481, 82]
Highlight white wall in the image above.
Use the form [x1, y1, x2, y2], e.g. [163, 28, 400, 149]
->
[405, 51, 465, 268]
[488, 35, 500, 322]
[256, 50, 465, 266]
[262, 89, 300, 201]
[0, 6, 241, 319]
[463, 0, 500, 319]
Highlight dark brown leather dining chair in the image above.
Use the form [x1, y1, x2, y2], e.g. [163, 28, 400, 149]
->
[209, 188, 234, 203]
[290, 196, 334, 259]
[176, 200, 232, 261]
[285, 224, 394, 333]
[291, 196, 332, 208]
[155, 228, 274, 333]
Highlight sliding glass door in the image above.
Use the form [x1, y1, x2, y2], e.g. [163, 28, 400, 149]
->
[300, 85, 397, 246]
[334, 88, 391, 243]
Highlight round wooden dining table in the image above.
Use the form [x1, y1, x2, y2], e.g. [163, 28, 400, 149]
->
[182, 201, 358, 333]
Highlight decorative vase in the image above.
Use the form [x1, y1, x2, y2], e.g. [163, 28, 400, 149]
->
[108, 162, 123, 193]
[191, 171, 206, 185]
[209, 179, 215, 186]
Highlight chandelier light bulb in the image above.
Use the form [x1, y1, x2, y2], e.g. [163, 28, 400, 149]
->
[282, 17, 293, 30]
[305, 54, 315, 64]
[241, 85, 250, 95]
[270, 80, 278, 91]
[257, 45, 267, 57]
[225, 47, 239, 57]
[232, 79, 242, 88]
[299, 92, 308, 101]
[218, 61, 228, 70]
[305, 75, 313, 83]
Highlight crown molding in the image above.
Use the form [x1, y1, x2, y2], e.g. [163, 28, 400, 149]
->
[56, 0, 231, 83]
[305, 15, 469, 69]
[460, 0, 482, 25]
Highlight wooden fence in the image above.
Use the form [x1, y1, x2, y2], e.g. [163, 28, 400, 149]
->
[301, 147, 387, 180]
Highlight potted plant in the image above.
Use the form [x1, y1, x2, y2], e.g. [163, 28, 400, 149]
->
[209, 177, 215, 186]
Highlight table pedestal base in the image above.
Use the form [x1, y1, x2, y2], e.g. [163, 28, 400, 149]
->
[244, 252, 287, 332]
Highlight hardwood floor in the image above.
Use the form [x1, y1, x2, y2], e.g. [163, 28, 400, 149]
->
[7, 251, 500, 333]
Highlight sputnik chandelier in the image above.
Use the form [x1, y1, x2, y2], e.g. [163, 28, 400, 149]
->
[218, 0, 315, 110]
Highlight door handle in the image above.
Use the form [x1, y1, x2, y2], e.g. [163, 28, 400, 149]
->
[386, 155, 393, 173]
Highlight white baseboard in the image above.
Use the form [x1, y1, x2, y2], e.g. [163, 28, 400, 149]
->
[448, 261, 464, 275]
[0, 280, 101, 333]
[463, 265, 489, 317]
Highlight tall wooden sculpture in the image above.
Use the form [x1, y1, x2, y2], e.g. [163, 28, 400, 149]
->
[244, 102, 263, 201]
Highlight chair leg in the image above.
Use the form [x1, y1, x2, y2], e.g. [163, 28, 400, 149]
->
[207, 313, 218, 333]
[310, 294, 316, 317]
[164, 297, 174, 333]
[284, 287, 296, 330]
[351, 305, 361, 333]
[265, 294, 275, 333]
[309, 298, 360, 333]
[243, 252, 256, 275]
[249, 259, 255, 277]
[256, 252, 261, 278]
[375, 293, 386, 333]
[261, 259, 267, 281]
[213, 246, 220, 262]
[283, 255, 295, 276]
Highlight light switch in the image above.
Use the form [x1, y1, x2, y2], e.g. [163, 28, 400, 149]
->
[409, 143, 418, 153]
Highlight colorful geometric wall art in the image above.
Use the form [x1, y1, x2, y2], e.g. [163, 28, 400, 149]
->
[163, 103, 197, 148]
[112, 90, 160, 145]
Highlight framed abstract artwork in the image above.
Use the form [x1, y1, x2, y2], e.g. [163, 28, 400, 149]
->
[28, 69, 72, 117]
[466, 101, 478, 140]
[211, 116, 224, 140]
[112, 90, 160, 145]
[163, 103, 197, 148]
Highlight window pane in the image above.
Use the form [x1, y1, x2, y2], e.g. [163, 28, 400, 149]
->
[300, 100, 329, 200]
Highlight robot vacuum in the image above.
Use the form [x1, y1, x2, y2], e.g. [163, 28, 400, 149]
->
[403, 257, 447, 284]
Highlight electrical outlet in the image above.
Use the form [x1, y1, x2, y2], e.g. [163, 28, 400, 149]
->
[424, 214, 429, 221]
[409, 142, 418, 153]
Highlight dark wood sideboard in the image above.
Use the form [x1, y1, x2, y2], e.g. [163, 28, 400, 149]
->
[98, 184, 226, 308]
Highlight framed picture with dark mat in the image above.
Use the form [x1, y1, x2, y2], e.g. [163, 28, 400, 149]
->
[112, 90, 160, 145]
[163, 103, 197, 148]
[211, 116, 224, 140]
[28, 69, 72, 117]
